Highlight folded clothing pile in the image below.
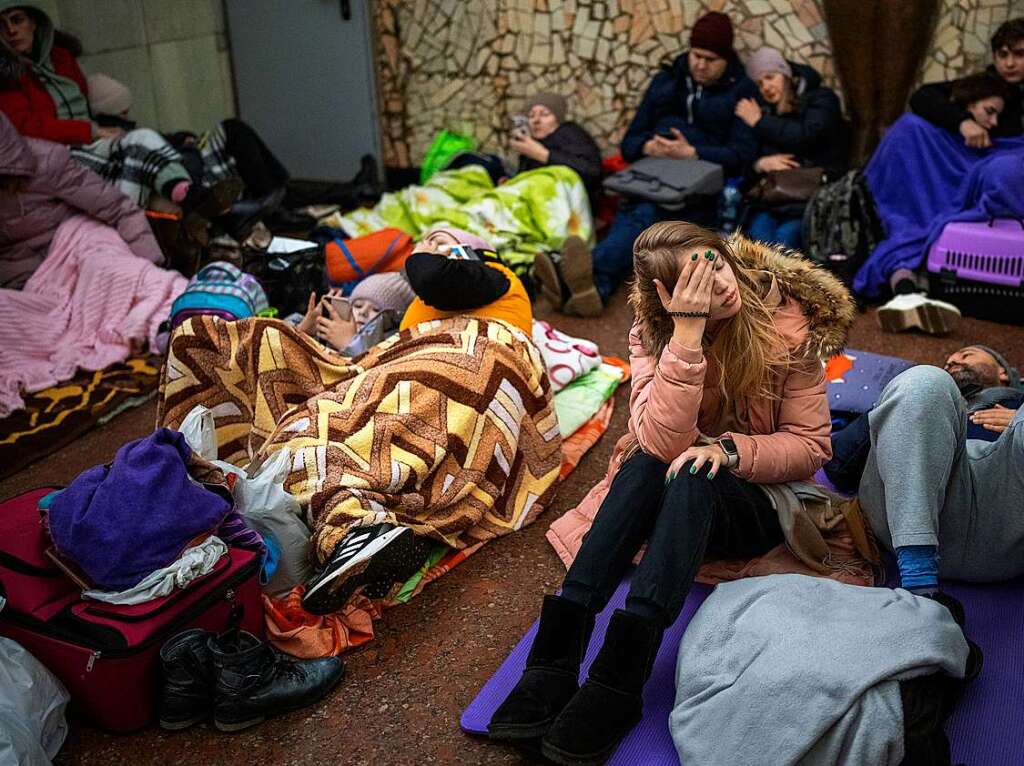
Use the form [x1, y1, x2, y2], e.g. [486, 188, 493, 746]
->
[44, 428, 264, 602]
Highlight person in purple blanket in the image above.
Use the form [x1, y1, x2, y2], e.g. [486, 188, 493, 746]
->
[910, 18, 1024, 147]
[857, 19, 1024, 332]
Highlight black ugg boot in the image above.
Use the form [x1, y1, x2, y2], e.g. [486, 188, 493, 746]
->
[208, 630, 345, 732]
[487, 595, 596, 742]
[541, 609, 664, 766]
[158, 629, 215, 730]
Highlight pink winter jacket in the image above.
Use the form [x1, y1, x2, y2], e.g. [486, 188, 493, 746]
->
[0, 112, 161, 289]
[547, 235, 856, 567]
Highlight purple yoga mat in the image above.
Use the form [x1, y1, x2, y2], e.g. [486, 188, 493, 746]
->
[461, 574, 1024, 765]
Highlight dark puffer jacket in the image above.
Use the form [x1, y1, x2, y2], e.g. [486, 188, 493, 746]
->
[751, 61, 847, 173]
[910, 65, 1024, 138]
[0, 112, 161, 288]
[620, 52, 759, 174]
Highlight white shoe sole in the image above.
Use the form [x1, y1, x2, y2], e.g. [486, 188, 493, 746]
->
[877, 299, 960, 334]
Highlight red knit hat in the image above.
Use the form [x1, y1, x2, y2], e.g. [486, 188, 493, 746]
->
[690, 11, 735, 61]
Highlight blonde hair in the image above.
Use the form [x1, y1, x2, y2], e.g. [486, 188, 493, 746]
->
[628, 221, 788, 412]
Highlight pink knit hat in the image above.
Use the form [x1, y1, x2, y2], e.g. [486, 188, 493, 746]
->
[87, 73, 132, 116]
[350, 272, 416, 315]
[745, 47, 792, 83]
[424, 226, 496, 253]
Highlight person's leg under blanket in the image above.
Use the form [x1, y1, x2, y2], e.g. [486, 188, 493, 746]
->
[858, 365, 1024, 586]
[278, 316, 561, 614]
[591, 200, 660, 302]
[158, 315, 359, 464]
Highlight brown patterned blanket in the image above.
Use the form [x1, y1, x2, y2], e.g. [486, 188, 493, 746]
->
[158, 316, 562, 564]
[0, 356, 160, 480]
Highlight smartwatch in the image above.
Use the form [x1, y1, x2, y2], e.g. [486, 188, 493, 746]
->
[717, 437, 739, 469]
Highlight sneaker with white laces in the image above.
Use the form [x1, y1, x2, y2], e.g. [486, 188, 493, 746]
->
[301, 523, 419, 615]
[876, 293, 961, 335]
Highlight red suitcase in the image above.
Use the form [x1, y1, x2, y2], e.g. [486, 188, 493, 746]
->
[0, 487, 265, 732]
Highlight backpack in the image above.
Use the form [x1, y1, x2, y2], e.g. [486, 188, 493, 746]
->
[168, 261, 269, 330]
[802, 170, 886, 286]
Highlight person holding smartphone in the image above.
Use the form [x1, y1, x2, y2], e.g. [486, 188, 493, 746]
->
[295, 272, 415, 354]
[511, 92, 603, 204]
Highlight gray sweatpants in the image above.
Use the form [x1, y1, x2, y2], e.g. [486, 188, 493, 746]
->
[859, 365, 1024, 582]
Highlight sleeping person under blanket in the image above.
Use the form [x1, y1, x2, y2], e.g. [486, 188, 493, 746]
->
[296, 227, 539, 615]
[401, 227, 533, 336]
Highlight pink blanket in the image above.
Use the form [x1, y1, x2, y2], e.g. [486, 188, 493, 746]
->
[0, 216, 186, 417]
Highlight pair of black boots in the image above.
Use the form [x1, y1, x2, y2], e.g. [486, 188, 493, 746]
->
[158, 628, 345, 732]
[488, 595, 663, 766]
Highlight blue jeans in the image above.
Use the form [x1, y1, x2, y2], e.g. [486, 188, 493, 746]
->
[746, 209, 803, 249]
[592, 201, 661, 301]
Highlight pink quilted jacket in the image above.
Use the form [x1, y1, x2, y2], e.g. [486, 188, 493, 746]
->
[0, 112, 161, 288]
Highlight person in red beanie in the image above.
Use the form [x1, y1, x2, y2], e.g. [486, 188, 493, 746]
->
[533, 11, 759, 319]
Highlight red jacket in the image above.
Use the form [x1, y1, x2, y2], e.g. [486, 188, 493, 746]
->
[0, 45, 93, 145]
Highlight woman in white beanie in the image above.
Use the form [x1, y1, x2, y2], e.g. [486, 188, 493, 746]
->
[734, 46, 845, 249]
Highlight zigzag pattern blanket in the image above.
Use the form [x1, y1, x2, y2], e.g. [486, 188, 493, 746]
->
[158, 316, 562, 563]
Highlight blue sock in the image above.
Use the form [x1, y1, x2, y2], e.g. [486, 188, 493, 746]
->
[896, 545, 939, 592]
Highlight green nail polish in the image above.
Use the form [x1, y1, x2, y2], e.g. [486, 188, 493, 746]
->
[705, 249, 713, 259]
[691, 253, 698, 261]
[689, 465, 697, 474]
[707, 471, 715, 480]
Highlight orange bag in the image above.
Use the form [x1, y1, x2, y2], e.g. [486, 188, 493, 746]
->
[324, 227, 414, 285]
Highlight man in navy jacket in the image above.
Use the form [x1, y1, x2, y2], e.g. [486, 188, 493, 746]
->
[537, 12, 758, 316]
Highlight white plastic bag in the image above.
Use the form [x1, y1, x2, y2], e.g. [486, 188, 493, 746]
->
[216, 448, 312, 595]
[0, 637, 70, 766]
[178, 404, 218, 462]
[177, 406, 312, 595]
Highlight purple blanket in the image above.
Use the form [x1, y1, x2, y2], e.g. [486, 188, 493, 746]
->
[854, 114, 1024, 297]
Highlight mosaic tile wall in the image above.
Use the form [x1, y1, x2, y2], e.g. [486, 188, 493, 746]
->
[373, 0, 1024, 167]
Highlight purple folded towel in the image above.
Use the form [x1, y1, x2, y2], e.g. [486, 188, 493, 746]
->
[47, 428, 232, 591]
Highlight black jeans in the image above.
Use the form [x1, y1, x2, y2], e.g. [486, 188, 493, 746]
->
[561, 451, 783, 626]
[220, 118, 290, 198]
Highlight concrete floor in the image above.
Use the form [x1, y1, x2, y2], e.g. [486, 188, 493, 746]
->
[7, 291, 1021, 766]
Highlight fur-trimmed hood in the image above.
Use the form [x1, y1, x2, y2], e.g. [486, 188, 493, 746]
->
[638, 234, 855, 362]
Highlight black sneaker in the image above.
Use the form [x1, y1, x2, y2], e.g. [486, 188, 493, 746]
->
[301, 524, 419, 615]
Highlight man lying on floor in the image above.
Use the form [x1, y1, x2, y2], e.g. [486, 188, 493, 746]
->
[157, 227, 560, 616]
[823, 343, 1023, 624]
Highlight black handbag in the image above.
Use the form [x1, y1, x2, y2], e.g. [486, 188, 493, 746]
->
[243, 243, 326, 316]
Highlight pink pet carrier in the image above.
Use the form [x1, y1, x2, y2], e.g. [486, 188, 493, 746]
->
[926, 219, 1024, 324]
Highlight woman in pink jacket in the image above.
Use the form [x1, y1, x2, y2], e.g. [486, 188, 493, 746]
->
[488, 221, 854, 765]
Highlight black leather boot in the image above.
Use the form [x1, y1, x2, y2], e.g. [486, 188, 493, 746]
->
[208, 630, 345, 732]
[159, 629, 215, 730]
[541, 609, 664, 766]
[487, 595, 596, 742]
